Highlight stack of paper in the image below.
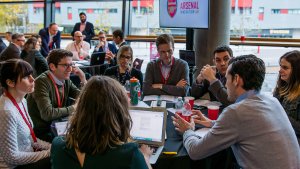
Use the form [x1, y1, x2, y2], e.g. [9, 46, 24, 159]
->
[143, 95, 176, 102]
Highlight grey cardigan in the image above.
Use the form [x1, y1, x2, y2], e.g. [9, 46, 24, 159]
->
[143, 58, 189, 97]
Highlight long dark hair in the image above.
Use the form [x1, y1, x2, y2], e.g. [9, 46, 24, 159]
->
[66, 76, 132, 155]
[274, 50, 300, 101]
[23, 37, 38, 53]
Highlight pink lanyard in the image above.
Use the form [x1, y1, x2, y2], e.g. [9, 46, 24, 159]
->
[48, 73, 64, 107]
[159, 58, 174, 84]
[5, 90, 37, 142]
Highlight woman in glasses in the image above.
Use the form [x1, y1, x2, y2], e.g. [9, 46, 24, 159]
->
[274, 50, 300, 144]
[21, 36, 48, 78]
[104, 45, 143, 89]
[0, 59, 51, 169]
[51, 76, 152, 169]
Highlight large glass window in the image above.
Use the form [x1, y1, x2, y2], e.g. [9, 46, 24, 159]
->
[0, 3, 44, 33]
[54, 1, 122, 35]
[231, 0, 300, 38]
[129, 0, 186, 36]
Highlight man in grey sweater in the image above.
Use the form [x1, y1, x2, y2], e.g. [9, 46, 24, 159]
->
[173, 55, 300, 169]
[143, 34, 189, 97]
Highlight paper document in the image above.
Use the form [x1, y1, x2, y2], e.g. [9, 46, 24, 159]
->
[55, 121, 68, 136]
[195, 128, 210, 137]
[143, 95, 176, 102]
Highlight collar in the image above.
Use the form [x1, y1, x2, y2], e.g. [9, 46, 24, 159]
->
[235, 90, 259, 103]
[80, 21, 86, 25]
[48, 71, 64, 86]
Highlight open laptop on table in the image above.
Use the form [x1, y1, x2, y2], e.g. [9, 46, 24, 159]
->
[90, 52, 106, 66]
[129, 107, 167, 164]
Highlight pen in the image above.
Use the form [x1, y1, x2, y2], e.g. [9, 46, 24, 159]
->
[163, 152, 177, 155]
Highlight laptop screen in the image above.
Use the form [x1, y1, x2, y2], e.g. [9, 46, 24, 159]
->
[129, 107, 167, 145]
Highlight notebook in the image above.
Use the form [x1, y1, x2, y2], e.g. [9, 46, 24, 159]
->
[129, 107, 167, 164]
[90, 52, 106, 65]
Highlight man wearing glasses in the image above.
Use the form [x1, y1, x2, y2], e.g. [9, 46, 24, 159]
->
[27, 49, 86, 142]
[143, 34, 189, 97]
[191, 45, 234, 106]
[0, 33, 25, 61]
[93, 30, 118, 65]
[65, 31, 90, 61]
[39, 23, 61, 57]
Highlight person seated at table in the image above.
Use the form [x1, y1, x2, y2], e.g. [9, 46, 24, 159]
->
[21, 37, 48, 78]
[27, 49, 87, 142]
[93, 30, 118, 66]
[273, 50, 300, 144]
[0, 59, 51, 169]
[65, 31, 90, 61]
[173, 55, 300, 169]
[143, 34, 189, 97]
[191, 45, 233, 106]
[104, 45, 143, 88]
[51, 76, 153, 169]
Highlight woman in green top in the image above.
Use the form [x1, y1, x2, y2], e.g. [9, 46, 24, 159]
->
[51, 76, 153, 169]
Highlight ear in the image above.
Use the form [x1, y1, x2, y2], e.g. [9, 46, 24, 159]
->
[6, 79, 15, 88]
[49, 63, 56, 72]
[234, 74, 244, 87]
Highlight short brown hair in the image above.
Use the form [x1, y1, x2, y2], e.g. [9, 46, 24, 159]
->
[47, 49, 73, 66]
[156, 34, 174, 49]
[66, 76, 132, 154]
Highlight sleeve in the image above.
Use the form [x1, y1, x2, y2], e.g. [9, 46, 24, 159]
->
[135, 69, 143, 90]
[183, 107, 239, 160]
[89, 23, 95, 38]
[0, 110, 50, 166]
[131, 147, 149, 169]
[191, 80, 210, 99]
[160, 61, 190, 96]
[208, 80, 233, 106]
[32, 78, 74, 122]
[143, 62, 167, 96]
[39, 29, 48, 57]
[68, 80, 81, 99]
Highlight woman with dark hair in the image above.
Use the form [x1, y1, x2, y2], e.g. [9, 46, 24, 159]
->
[21, 37, 48, 78]
[274, 50, 300, 143]
[51, 76, 152, 169]
[0, 59, 51, 169]
[104, 45, 143, 89]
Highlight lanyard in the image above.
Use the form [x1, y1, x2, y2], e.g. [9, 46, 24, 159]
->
[159, 58, 174, 84]
[48, 73, 64, 108]
[4, 90, 37, 142]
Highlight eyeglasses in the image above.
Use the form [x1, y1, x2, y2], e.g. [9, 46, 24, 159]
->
[120, 54, 131, 60]
[57, 63, 75, 70]
[17, 39, 26, 42]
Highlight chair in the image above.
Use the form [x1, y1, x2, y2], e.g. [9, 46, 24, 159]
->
[133, 58, 143, 70]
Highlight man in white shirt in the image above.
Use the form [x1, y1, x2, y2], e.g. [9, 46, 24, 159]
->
[65, 31, 90, 61]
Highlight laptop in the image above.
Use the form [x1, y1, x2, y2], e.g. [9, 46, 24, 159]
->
[179, 50, 196, 66]
[90, 52, 106, 66]
[129, 107, 167, 164]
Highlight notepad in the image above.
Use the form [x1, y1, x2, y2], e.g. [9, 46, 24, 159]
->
[143, 95, 176, 102]
[55, 121, 68, 136]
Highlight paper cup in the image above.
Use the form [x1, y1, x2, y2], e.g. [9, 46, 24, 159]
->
[184, 96, 195, 109]
[207, 105, 219, 120]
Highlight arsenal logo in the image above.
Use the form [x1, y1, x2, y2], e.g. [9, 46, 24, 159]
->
[167, 0, 177, 18]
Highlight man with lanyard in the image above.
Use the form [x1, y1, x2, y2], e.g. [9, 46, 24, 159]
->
[143, 34, 189, 97]
[39, 23, 61, 57]
[191, 45, 234, 106]
[173, 55, 300, 169]
[65, 31, 90, 60]
[27, 49, 87, 142]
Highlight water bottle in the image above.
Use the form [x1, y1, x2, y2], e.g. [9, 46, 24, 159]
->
[124, 80, 130, 98]
[130, 77, 139, 105]
[175, 97, 184, 117]
[182, 100, 192, 122]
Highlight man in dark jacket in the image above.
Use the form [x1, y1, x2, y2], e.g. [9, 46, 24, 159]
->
[71, 12, 95, 45]
[39, 23, 61, 57]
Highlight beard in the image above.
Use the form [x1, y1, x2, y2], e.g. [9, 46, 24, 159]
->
[81, 19, 86, 23]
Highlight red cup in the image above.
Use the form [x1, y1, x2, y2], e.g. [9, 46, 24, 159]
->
[127, 91, 130, 98]
[207, 105, 219, 120]
[175, 111, 191, 122]
[184, 96, 195, 109]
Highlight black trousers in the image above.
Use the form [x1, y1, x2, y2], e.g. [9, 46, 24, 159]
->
[15, 157, 51, 169]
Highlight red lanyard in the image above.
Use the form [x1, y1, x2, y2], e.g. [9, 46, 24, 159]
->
[159, 58, 174, 84]
[4, 90, 37, 142]
[48, 73, 64, 107]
